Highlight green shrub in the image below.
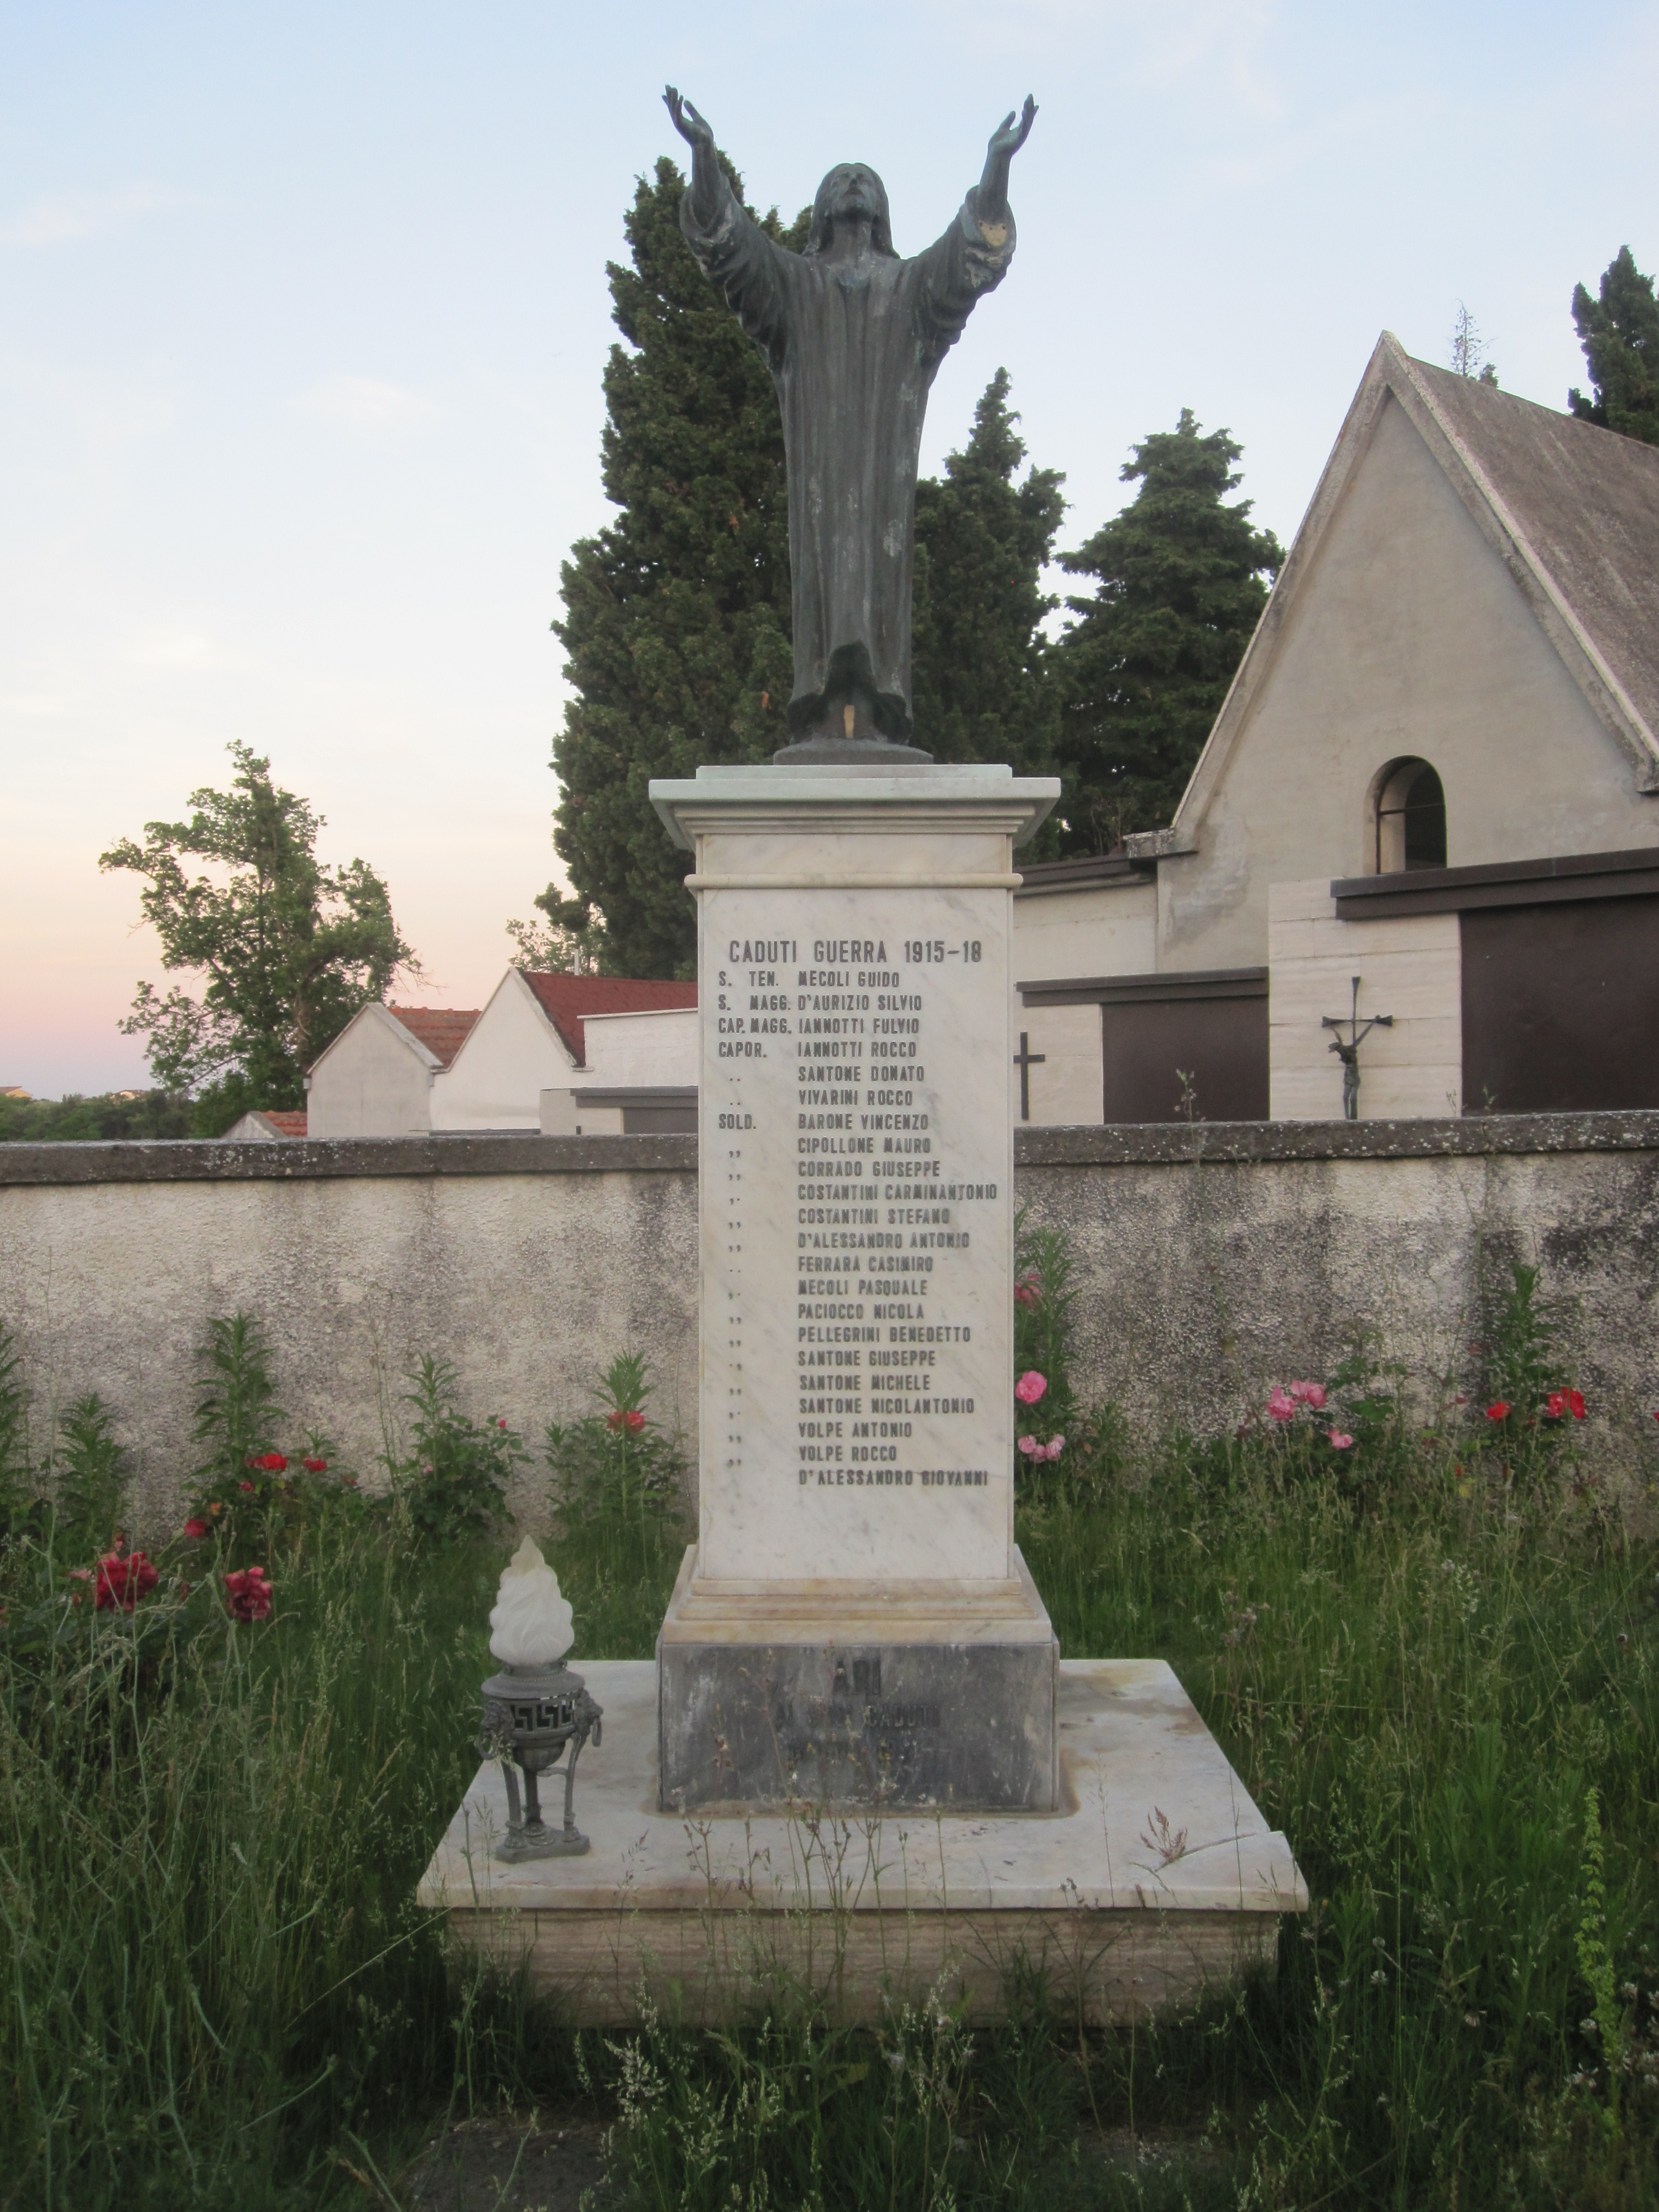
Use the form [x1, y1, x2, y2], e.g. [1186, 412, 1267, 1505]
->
[192, 1310, 283, 1488]
[1470, 1259, 1590, 1488]
[390, 1354, 524, 1546]
[50, 1391, 129, 1556]
[0, 1321, 36, 1538]
[545, 1349, 686, 1531]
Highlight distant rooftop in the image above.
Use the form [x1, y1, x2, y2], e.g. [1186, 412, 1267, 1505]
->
[386, 1006, 483, 1067]
[520, 973, 697, 1067]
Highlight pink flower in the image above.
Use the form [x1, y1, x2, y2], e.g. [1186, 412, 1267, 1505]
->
[1014, 1273, 1042, 1308]
[1265, 1387, 1297, 1423]
[1017, 1435, 1042, 1458]
[496, 1418, 508, 1430]
[1014, 1371, 1047, 1406]
[1043, 1436, 1066, 1461]
[182, 1517, 209, 1541]
[1288, 1381, 1327, 1410]
[224, 1564, 273, 1624]
[1484, 1401, 1510, 1423]
[1327, 1431, 1354, 1450]
[93, 1550, 158, 1613]
[606, 1408, 646, 1434]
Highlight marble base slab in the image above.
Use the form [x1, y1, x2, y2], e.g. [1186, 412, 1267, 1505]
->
[416, 1657, 1307, 2027]
[656, 1543, 1058, 1812]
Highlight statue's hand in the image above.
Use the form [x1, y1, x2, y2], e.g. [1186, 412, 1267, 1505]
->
[664, 86, 714, 150]
[987, 96, 1037, 161]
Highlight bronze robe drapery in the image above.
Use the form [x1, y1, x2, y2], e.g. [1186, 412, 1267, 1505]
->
[681, 177, 1016, 742]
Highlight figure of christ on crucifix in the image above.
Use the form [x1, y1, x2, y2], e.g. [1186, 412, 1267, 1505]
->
[1322, 975, 1394, 1121]
[665, 87, 1036, 757]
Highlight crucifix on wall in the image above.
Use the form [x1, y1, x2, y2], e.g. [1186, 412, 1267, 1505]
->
[1013, 1030, 1046, 1122]
[1321, 975, 1394, 1120]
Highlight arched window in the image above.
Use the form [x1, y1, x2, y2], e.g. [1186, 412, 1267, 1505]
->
[1372, 758, 1447, 874]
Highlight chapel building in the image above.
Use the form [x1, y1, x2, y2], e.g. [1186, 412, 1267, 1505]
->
[1010, 332, 1659, 1125]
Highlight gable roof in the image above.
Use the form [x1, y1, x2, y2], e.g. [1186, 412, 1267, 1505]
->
[520, 973, 698, 1068]
[220, 1108, 307, 1140]
[385, 1005, 482, 1067]
[1139, 332, 1659, 854]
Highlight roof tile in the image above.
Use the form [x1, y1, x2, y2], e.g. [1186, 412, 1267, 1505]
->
[386, 1006, 482, 1068]
[519, 973, 697, 1066]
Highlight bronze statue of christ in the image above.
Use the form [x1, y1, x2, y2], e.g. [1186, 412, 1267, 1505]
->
[665, 87, 1036, 758]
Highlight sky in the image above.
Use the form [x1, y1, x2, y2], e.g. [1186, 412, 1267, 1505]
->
[3, 1, 1657, 1098]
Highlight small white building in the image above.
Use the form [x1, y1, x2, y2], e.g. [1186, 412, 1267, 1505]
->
[305, 1004, 480, 1139]
[304, 973, 697, 1138]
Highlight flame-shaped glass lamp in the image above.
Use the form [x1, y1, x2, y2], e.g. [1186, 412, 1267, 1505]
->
[478, 1538, 602, 1860]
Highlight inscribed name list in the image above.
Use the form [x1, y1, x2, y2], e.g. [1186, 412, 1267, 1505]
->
[698, 887, 1014, 1584]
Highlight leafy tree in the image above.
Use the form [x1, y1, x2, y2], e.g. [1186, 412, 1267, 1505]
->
[100, 744, 416, 1134]
[911, 367, 1065, 784]
[503, 890, 608, 974]
[551, 159, 806, 979]
[0, 1090, 190, 1142]
[1569, 244, 1659, 447]
[1052, 410, 1282, 852]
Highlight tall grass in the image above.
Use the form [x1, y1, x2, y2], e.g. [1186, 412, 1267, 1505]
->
[1019, 1451, 1658, 2206]
[1, 1308, 1655, 2208]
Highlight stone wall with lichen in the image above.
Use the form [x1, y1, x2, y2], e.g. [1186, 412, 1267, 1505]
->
[5, 1116, 1657, 1531]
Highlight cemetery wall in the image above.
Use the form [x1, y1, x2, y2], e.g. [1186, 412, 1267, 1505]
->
[4, 1114, 1658, 1527]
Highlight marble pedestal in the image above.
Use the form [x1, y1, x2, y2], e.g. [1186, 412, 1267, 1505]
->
[417, 1658, 1309, 2028]
[656, 1542, 1057, 1811]
[647, 761, 1061, 1813]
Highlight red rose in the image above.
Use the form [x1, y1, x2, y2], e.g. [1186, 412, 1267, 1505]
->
[1484, 1402, 1510, 1422]
[607, 1408, 648, 1433]
[225, 1564, 273, 1623]
[340, 1474, 358, 1488]
[497, 1418, 507, 1430]
[303, 1455, 327, 1473]
[259, 1453, 288, 1473]
[183, 1517, 209, 1540]
[1564, 1389, 1586, 1421]
[238, 1480, 255, 1494]
[93, 1550, 159, 1613]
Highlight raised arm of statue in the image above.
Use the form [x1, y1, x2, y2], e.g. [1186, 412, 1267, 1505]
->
[911, 96, 1036, 368]
[665, 85, 790, 369]
[975, 96, 1036, 229]
[664, 86, 722, 228]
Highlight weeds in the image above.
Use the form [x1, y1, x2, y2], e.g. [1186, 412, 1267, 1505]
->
[1, 1297, 1655, 2208]
[50, 1392, 129, 1556]
[393, 1354, 525, 1545]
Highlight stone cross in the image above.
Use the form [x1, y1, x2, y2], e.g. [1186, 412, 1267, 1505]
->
[1012, 1031, 1046, 1122]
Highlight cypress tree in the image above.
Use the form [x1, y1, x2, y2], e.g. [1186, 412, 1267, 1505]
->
[1052, 410, 1281, 853]
[910, 367, 1065, 779]
[551, 159, 806, 979]
[1569, 245, 1659, 447]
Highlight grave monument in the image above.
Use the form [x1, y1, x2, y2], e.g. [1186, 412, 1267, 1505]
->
[651, 87, 1060, 1811]
[418, 93, 1305, 2018]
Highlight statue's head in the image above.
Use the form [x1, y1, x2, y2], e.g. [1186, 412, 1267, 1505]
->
[806, 163, 895, 257]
